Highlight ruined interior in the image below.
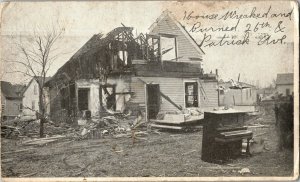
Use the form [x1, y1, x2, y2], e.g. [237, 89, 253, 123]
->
[46, 23, 213, 124]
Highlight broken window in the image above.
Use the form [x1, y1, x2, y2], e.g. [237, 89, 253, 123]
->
[118, 50, 128, 66]
[100, 85, 116, 111]
[147, 34, 160, 62]
[161, 35, 177, 61]
[185, 82, 198, 107]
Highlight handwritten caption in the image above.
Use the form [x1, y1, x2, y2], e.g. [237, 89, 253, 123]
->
[182, 6, 293, 47]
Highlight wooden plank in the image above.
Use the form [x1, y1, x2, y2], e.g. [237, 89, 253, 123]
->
[154, 120, 185, 125]
[1, 148, 36, 155]
[150, 124, 183, 130]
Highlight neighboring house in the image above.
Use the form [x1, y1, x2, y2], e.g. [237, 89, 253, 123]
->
[218, 81, 257, 107]
[275, 73, 294, 96]
[46, 11, 218, 123]
[22, 77, 51, 116]
[1, 81, 26, 120]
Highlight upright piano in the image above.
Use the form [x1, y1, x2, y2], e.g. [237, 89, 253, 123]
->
[201, 109, 253, 163]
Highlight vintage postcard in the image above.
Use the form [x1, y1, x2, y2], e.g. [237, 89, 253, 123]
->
[0, 0, 299, 181]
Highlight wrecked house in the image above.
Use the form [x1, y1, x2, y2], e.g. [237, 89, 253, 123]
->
[218, 81, 257, 111]
[218, 81, 257, 106]
[46, 11, 218, 123]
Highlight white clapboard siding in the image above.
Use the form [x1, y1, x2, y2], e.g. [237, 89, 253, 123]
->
[199, 81, 218, 109]
[130, 77, 185, 112]
[150, 15, 202, 62]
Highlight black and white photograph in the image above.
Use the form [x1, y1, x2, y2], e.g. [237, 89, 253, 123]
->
[0, 1, 298, 181]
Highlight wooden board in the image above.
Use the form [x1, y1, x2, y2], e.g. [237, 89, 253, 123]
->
[150, 124, 183, 130]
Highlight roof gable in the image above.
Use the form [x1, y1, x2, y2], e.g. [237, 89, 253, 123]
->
[22, 76, 52, 94]
[149, 11, 205, 56]
[1, 81, 25, 98]
[276, 73, 294, 85]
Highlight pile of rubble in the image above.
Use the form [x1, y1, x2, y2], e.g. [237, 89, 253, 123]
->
[1, 118, 75, 139]
[75, 115, 147, 140]
[1, 113, 148, 146]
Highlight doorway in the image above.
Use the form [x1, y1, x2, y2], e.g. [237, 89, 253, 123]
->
[78, 88, 90, 111]
[146, 84, 160, 119]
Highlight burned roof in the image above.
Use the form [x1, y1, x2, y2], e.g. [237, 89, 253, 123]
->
[71, 27, 134, 60]
[276, 73, 294, 85]
[47, 27, 135, 86]
[1, 81, 26, 99]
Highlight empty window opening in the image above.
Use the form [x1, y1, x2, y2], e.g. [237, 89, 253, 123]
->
[118, 51, 128, 65]
[147, 35, 161, 62]
[185, 82, 198, 107]
[161, 36, 177, 61]
[100, 85, 116, 111]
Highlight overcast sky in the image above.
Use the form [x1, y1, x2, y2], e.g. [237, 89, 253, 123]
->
[0, 1, 296, 87]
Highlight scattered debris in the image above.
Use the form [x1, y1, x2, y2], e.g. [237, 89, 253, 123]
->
[246, 124, 270, 128]
[249, 138, 265, 155]
[238, 168, 251, 175]
[19, 172, 38, 177]
[182, 150, 197, 156]
[22, 135, 67, 146]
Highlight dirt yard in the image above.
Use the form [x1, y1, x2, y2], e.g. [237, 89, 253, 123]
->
[1, 111, 294, 177]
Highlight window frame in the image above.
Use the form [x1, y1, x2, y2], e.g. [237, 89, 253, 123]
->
[160, 34, 178, 61]
[184, 81, 199, 108]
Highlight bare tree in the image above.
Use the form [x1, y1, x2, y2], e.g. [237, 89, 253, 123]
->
[5, 25, 65, 138]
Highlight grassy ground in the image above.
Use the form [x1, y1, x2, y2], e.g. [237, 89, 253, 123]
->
[1, 112, 294, 177]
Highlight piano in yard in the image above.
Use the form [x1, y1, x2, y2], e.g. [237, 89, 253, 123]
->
[201, 109, 253, 163]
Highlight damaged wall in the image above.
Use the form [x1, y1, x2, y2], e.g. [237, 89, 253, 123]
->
[106, 75, 132, 113]
[199, 80, 219, 111]
[130, 76, 200, 112]
[220, 88, 257, 106]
